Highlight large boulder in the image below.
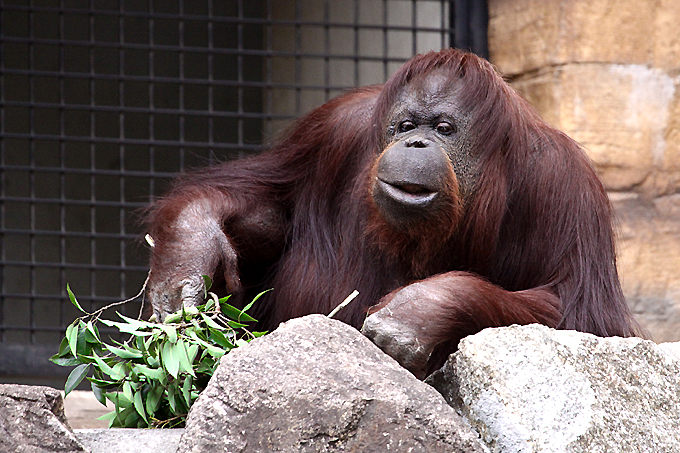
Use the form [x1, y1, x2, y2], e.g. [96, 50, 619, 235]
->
[7, 322, 679, 452]
[0, 384, 86, 453]
[178, 314, 485, 453]
[428, 324, 680, 452]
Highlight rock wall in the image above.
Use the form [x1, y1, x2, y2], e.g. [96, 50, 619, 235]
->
[179, 316, 680, 452]
[179, 315, 485, 453]
[0, 384, 86, 453]
[488, 0, 680, 341]
[6, 318, 680, 452]
[429, 324, 680, 453]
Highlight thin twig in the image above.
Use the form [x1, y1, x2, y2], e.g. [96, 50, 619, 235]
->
[137, 288, 147, 320]
[328, 290, 359, 319]
[82, 271, 152, 322]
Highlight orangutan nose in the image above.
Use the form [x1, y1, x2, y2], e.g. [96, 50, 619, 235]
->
[404, 136, 430, 148]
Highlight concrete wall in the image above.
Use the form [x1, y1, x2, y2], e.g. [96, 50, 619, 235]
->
[488, 0, 680, 341]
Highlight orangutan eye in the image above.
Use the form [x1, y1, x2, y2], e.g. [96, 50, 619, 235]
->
[398, 120, 416, 133]
[435, 122, 456, 135]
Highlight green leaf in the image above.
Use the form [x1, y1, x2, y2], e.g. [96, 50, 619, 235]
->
[183, 305, 200, 317]
[87, 376, 118, 387]
[134, 364, 166, 382]
[203, 297, 215, 312]
[105, 344, 143, 360]
[99, 318, 153, 336]
[159, 324, 178, 344]
[67, 284, 87, 314]
[161, 342, 180, 379]
[242, 289, 270, 313]
[208, 329, 234, 350]
[91, 380, 107, 405]
[186, 343, 199, 365]
[126, 340, 143, 354]
[200, 313, 222, 330]
[75, 320, 91, 353]
[108, 405, 135, 428]
[124, 406, 141, 427]
[65, 363, 90, 396]
[186, 330, 226, 358]
[97, 410, 117, 422]
[202, 274, 213, 295]
[146, 354, 160, 368]
[163, 311, 183, 324]
[181, 375, 193, 408]
[84, 321, 101, 343]
[123, 381, 133, 402]
[74, 353, 98, 365]
[117, 312, 157, 330]
[195, 356, 217, 374]
[167, 385, 178, 413]
[133, 389, 149, 424]
[189, 319, 202, 334]
[112, 362, 127, 380]
[145, 334, 158, 351]
[227, 320, 248, 329]
[50, 355, 81, 367]
[107, 400, 122, 428]
[205, 345, 227, 359]
[92, 352, 125, 381]
[106, 391, 132, 409]
[66, 323, 78, 356]
[145, 384, 164, 415]
[185, 329, 207, 346]
[54, 337, 73, 358]
[219, 303, 256, 323]
[189, 322, 208, 340]
[175, 340, 195, 377]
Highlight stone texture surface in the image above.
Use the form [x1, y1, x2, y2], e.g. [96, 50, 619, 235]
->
[7, 322, 680, 452]
[488, 0, 680, 343]
[489, 0, 680, 74]
[178, 314, 485, 453]
[75, 428, 183, 453]
[0, 384, 86, 453]
[428, 325, 680, 453]
[509, 63, 679, 194]
[613, 192, 680, 342]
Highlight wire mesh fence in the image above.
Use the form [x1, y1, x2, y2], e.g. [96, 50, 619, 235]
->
[0, 0, 485, 385]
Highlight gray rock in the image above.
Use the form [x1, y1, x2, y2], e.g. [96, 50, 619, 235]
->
[0, 384, 87, 453]
[75, 428, 184, 453]
[428, 324, 680, 453]
[178, 314, 485, 453]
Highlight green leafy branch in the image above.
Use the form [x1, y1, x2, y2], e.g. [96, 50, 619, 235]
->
[51, 278, 267, 428]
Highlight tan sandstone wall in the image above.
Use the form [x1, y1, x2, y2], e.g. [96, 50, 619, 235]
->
[488, 0, 680, 342]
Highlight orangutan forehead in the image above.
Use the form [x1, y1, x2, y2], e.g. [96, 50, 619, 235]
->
[403, 69, 462, 103]
[389, 69, 465, 120]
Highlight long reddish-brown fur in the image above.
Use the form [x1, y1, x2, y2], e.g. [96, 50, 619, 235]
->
[145, 49, 640, 365]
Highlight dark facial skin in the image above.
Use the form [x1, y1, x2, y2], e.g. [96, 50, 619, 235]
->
[372, 70, 477, 229]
